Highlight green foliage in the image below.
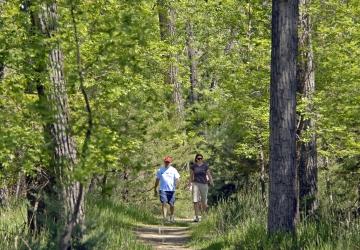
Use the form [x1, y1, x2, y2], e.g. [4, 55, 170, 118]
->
[0, 0, 359, 247]
[313, 0, 360, 162]
[83, 195, 156, 250]
[0, 199, 27, 250]
[191, 189, 360, 250]
[0, 196, 158, 250]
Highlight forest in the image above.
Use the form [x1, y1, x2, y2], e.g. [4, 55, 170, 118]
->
[0, 0, 359, 249]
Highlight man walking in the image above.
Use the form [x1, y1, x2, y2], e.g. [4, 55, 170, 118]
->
[154, 156, 180, 223]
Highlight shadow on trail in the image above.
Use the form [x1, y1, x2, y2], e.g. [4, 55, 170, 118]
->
[200, 242, 225, 250]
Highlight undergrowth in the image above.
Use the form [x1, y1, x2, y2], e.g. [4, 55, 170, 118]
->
[0, 195, 158, 250]
[191, 190, 360, 250]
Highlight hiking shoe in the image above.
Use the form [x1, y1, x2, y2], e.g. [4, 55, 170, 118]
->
[193, 217, 200, 223]
[170, 216, 175, 223]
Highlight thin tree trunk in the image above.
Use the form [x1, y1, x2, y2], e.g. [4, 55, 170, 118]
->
[122, 170, 129, 202]
[210, 27, 238, 90]
[25, 169, 52, 234]
[0, 163, 8, 206]
[224, 28, 238, 54]
[357, 182, 360, 215]
[259, 144, 266, 204]
[245, 1, 252, 63]
[0, 63, 4, 205]
[0, 62, 4, 80]
[157, 0, 184, 115]
[297, 0, 318, 217]
[15, 172, 24, 199]
[186, 20, 198, 103]
[324, 157, 333, 205]
[268, 0, 299, 235]
[88, 175, 98, 193]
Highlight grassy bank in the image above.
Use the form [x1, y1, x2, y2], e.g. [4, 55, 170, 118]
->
[0, 195, 160, 250]
[191, 191, 360, 250]
[82, 194, 158, 250]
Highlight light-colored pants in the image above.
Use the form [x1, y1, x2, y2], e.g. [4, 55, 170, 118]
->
[192, 182, 208, 204]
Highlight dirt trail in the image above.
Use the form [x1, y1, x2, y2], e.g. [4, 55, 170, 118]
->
[135, 220, 192, 250]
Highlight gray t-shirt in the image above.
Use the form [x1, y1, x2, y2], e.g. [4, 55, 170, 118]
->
[191, 163, 209, 184]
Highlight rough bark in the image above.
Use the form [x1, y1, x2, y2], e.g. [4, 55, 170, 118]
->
[268, 0, 299, 235]
[297, 0, 318, 217]
[59, 4, 94, 246]
[31, 3, 84, 249]
[0, 63, 4, 205]
[185, 21, 198, 103]
[157, 0, 184, 115]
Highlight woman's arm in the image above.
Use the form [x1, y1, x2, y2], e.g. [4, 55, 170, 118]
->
[206, 169, 214, 186]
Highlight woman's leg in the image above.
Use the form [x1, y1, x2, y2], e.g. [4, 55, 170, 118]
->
[194, 202, 200, 218]
[192, 183, 201, 221]
[199, 183, 209, 213]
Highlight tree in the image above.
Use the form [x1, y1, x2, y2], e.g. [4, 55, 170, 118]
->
[268, 0, 299, 234]
[0, 62, 3, 80]
[30, 2, 84, 248]
[297, 0, 317, 217]
[157, 0, 184, 115]
[185, 20, 198, 103]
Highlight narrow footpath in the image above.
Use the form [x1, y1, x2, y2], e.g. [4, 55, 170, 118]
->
[135, 220, 192, 250]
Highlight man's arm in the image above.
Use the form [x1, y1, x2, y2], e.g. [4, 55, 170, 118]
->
[154, 178, 159, 196]
[175, 169, 180, 188]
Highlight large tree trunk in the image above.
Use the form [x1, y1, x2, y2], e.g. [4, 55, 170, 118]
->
[268, 0, 299, 235]
[297, 0, 318, 217]
[31, 3, 84, 249]
[185, 21, 198, 103]
[157, 0, 184, 115]
[0, 60, 4, 206]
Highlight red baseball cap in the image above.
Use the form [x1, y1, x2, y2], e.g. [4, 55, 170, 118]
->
[163, 156, 173, 163]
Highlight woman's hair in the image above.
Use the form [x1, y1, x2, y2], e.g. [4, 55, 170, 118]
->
[194, 153, 204, 161]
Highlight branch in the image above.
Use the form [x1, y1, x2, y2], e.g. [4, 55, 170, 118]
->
[70, 3, 93, 158]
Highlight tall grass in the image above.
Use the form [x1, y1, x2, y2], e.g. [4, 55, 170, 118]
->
[191, 190, 360, 250]
[82, 194, 157, 249]
[0, 195, 160, 249]
[0, 199, 27, 250]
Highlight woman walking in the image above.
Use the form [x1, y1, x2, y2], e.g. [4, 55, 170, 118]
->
[189, 154, 214, 222]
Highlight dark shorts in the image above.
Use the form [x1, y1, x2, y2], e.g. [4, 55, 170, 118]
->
[159, 191, 175, 206]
